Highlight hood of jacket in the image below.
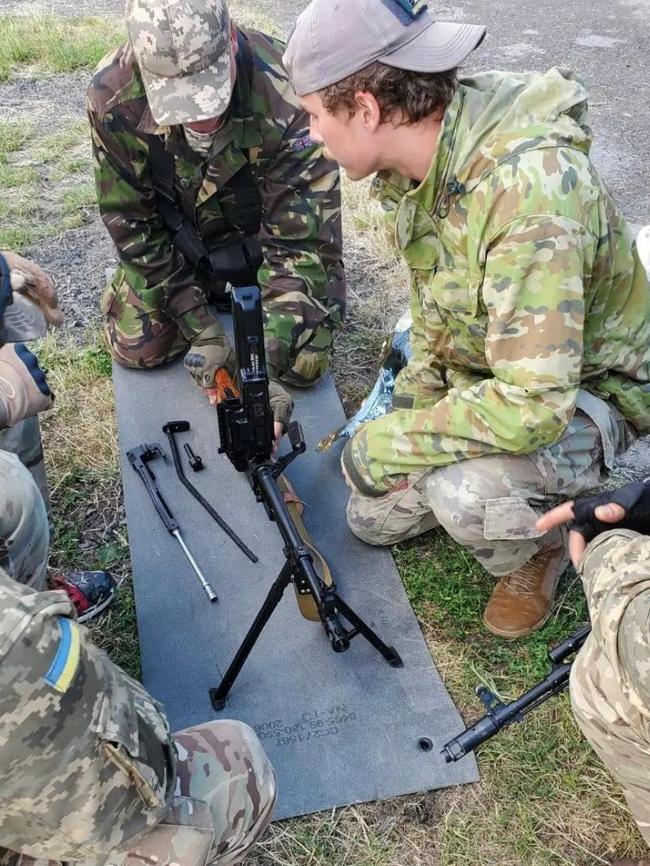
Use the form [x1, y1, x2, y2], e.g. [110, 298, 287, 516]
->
[375, 67, 593, 219]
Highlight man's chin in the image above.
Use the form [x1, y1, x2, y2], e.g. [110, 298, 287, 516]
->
[342, 166, 370, 182]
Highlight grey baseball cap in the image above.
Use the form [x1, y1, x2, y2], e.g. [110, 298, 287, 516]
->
[127, 0, 234, 126]
[283, 0, 486, 97]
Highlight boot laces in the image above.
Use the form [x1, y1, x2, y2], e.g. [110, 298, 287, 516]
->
[502, 555, 546, 596]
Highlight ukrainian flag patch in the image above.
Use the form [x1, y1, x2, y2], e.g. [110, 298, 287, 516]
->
[45, 617, 81, 693]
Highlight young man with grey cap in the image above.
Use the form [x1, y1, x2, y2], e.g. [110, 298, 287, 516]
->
[88, 0, 345, 435]
[284, 0, 650, 640]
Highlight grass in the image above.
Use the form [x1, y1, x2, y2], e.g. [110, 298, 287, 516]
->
[5, 8, 643, 865]
[0, 15, 125, 80]
[38, 333, 139, 677]
[0, 119, 95, 251]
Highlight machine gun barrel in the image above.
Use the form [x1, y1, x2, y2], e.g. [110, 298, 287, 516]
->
[442, 624, 591, 762]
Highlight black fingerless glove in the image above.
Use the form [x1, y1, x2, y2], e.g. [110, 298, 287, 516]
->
[571, 480, 650, 542]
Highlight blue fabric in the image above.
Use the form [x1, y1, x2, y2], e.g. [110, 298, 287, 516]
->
[378, 0, 427, 25]
[0, 252, 12, 323]
[14, 342, 51, 396]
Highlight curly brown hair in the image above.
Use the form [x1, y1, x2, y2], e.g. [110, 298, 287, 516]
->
[320, 62, 458, 125]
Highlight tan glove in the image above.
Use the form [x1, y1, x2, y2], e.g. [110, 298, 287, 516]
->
[1, 251, 62, 327]
[269, 379, 293, 430]
[184, 323, 236, 404]
[0, 342, 53, 428]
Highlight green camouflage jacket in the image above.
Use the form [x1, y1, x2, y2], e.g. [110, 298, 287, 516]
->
[88, 29, 345, 382]
[579, 530, 650, 722]
[343, 68, 650, 496]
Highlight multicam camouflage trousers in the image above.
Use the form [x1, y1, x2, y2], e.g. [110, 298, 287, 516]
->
[570, 530, 650, 847]
[0, 433, 276, 866]
[347, 398, 633, 576]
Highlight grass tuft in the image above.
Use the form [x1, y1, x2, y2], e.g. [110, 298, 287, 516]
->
[0, 119, 96, 251]
[38, 333, 139, 677]
[0, 15, 125, 80]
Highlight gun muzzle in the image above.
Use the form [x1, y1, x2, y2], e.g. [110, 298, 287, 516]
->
[323, 614, 350, 652]
[441, 715, 500, 762]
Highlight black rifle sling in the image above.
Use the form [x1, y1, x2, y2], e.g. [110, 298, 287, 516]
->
[148, 31, 262, 285]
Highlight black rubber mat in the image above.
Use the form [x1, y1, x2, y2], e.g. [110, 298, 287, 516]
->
[113, 358, 478, 819]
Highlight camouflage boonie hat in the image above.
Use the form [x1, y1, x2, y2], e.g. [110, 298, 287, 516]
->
[127, 0, 234, 126]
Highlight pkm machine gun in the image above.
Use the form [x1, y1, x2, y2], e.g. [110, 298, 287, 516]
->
[209, 286, 403, 710]
[442, 624, 591, 762]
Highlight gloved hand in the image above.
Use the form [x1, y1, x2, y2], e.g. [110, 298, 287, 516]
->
[536, 480, 650, 566]
[0, 342, 53, 428]
[269, 379, 293, 431]
[571, 481, 650, 541]
[183, 323, 236, 404]
[0, 251, 62, 327]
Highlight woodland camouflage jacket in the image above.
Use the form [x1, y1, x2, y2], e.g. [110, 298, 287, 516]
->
[88, 29, 345, 380]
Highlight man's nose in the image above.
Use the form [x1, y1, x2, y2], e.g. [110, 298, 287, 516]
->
[309, 119, 322, 144]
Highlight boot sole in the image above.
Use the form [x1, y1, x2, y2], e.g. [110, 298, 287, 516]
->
[482, 606, 554, 640]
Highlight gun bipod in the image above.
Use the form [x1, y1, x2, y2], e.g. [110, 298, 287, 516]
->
[209, 442, 403, 710]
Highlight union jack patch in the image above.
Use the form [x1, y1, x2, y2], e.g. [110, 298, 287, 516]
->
[290, 134, 314, 153]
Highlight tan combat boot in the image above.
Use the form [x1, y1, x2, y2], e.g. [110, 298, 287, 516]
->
[483, 535, 569, 639]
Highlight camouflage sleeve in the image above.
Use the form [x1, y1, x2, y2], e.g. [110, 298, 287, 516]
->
[392, 275, 448, 410]
[88, 100, 217, 341]
[342, 214, 590, 496]
[257, 114, 345, 386]
[579, 530, 650, 716]
[0, 572, 174, 859]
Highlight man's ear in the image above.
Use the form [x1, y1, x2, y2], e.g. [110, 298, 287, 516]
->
[231, 26, 239, 56]
[354, 91, 382, 131]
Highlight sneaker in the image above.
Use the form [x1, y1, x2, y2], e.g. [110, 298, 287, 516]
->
[483, 535, 569, 639]
[51, 571, 116, 623]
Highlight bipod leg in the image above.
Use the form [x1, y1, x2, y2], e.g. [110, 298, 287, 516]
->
[209, 561, 293, 710]
[333, 593, 403, 668]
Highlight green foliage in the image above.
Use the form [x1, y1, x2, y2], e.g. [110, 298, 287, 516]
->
[0, 15, 124, 80]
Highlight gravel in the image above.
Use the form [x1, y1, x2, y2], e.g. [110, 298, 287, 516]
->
[0, 0, 648, 464]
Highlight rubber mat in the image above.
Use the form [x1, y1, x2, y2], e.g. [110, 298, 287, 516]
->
[113, 357, 479, 819]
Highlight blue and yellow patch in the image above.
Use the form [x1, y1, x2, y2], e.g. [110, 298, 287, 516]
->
[45, 617, 81, 693]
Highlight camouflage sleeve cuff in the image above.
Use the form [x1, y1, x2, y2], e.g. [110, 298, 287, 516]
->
[341, 435, 394, 498]
[175, 304, 220, 342]
[579, 528, 645, 583]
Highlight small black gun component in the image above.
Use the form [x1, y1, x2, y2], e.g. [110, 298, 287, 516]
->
[183, 442, 204, 472]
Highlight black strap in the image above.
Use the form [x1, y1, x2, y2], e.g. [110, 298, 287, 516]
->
[147, 30, 263, 284]
[149, 135, 212, 269]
